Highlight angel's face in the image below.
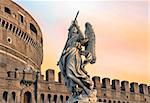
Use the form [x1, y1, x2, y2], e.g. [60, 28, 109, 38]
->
[69, 26, 78, 36]
[72, 26, 78, 33]
[68, 26, 78, 38]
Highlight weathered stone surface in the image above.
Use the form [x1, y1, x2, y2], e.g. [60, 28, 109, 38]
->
[0, 0, 149, 103]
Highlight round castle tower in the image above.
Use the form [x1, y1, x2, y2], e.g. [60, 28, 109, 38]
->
[0, 0, 43, 77]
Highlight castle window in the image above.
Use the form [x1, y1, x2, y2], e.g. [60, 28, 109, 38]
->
[21, 31, 24, 38]
[15, 28, 19, 34]
[25, 35, 28, 41]
[12, 92, 16, 101]
[108, 100, 111, 103]
[60, 95, 63, 103]
[54, 95, 57, 103]
[27, 37, 31, 43]
[3, 91, 8, 102]
[23, 33, 27, 40]
[48, 94, 51, 103]
[24, 91, 32, 103]
[41, 94, 44, 103]
[4, 7, 11, 14]
[66, 96, 69, 101]
[18, 29, 22, 37]
[12, 26, 16, 33]
[2, 20, 5, 27]
[9, 24, 12, 31]
[103, 99, 106, 102]
[30, 23, 37, 35]
[5, 22, 9, 29]
[21, 32, 24, 37]
[19, 14, 24, 23]
[7, 37, 12, 44]
[99, 99, 102, 102]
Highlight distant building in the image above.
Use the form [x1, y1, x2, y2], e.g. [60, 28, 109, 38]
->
[0, 0, 149, 103]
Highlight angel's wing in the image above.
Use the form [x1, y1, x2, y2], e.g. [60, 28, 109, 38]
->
[84, 22, 96, 64]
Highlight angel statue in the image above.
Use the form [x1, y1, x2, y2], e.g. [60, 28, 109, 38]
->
[58, 12, 97, 103]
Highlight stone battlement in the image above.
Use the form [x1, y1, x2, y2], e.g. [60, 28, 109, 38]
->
[4, 68, 150, 103]
[42, 69, 150, 96]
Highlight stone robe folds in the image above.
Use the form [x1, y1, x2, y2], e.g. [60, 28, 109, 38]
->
[59, 33, 91, 88]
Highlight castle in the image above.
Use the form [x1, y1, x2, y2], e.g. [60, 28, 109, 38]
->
[0, 0, 149, 103]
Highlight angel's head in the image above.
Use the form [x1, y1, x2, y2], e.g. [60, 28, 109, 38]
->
[68, 23, 78, 38]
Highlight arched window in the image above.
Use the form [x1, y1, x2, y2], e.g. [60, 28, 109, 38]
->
[5, 22, 9, 29]
[15, 28, 19, 34]
[21, 31, 24, 38]
[41, 94, 44, 103]
[99, 99, 102, 102]
[118, 101, 120, 103]
[60, 95, 63, 103]
[12, 92, 16, 102]
[12, 26, 16, 33]
[24, 91, 32, 103]
[3, 91, 8, 102]
[66, 96, 69, 101]
[4, 7, 11, 14]
[113, 101, 116, 103]
[48, 94, 51, 103]
[2, 20, 5, 27]
[108, 100, 111, 103]
[9, 24, 12, 31]
[53, 95, 57, 103]
[103, 99, 106, 102]
[18, 29, 22, 37]
[30, 23, 37, 34]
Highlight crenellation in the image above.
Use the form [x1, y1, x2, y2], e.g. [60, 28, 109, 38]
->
[102, 78, 111, 98]
[58, 72, 64, 84]
[112, 79, 120, 91]
[92, 76, 101, 96]
[102, 78, 110, 89]
[148, 86, 150, 95]
[139, 84, 148, 95]
[112, 79, 121, 99]
[121, 81, 130, 92]
[130, 82, 139, 93]
[92, 76, 101, 88]
[46, 69, 55, 82]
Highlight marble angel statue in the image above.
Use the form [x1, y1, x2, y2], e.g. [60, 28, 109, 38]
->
[58, 12, 97, 103]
